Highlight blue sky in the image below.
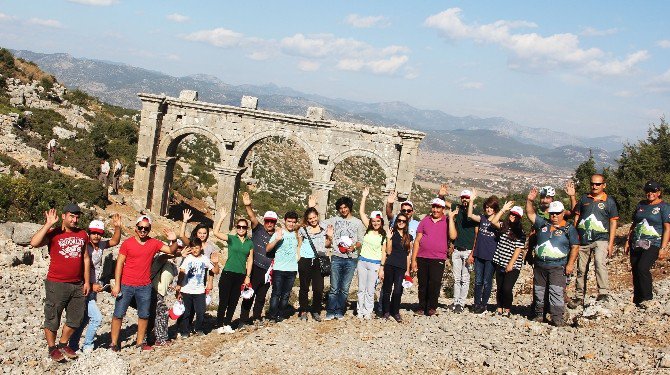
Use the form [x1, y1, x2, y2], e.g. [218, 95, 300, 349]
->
[0, 0, 668, 139]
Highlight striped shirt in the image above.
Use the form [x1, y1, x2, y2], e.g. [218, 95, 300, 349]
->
[492, 229, 526, 271]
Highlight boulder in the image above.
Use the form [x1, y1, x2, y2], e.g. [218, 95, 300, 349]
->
[11, 222, 42, 245]
[52, 126, 76, 140]
[0, 222, 14, 239]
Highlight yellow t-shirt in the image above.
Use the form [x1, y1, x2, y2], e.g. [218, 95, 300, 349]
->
[359, 232, 385, 261]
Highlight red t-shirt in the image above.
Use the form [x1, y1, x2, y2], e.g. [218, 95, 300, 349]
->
[119, 237, 164, 286]
[46, 228, 89, 283]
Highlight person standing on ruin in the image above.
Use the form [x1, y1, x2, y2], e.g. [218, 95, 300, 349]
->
[109, 215, 178, 351]
[570, 174, 618, 306]
[47, 138, 57, 170]
[30, 203, 91, 362]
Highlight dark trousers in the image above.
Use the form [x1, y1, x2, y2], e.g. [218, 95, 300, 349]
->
[268, 270, 297, 319]
[416, 257, 445, 313]
[474, 257, 495, 307]
[495, 266, 520, 310]
[298, 258, 324, 313]
[241, 264, 271, 319]
[630, 246, 659, 304]
[178, 292, 206, 335]
[382, 264, 405, 315]
[217, 271, 245, 326]
[533, 264, 566, 324]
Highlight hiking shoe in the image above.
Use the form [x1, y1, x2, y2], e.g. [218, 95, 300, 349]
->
[324, 314, 335, 321]
[49, 348, 66, 363]
[136, 343, 153, 352]
[596, 294, 610, 302]
[453, 305, 464, 314]
[59, 345, 78, 360]
[567, 298, 583, 309]
[392, 314, 403, 323]
[311, 312, 322, 322]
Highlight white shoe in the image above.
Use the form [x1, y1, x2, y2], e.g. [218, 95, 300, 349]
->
[218, 325, 234, 334]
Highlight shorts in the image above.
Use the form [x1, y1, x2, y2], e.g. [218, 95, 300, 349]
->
[113, 284, 152, 319]
[43, 279, 85, 331]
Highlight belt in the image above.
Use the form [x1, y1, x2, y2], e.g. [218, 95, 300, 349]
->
[454, 246, 471, 252]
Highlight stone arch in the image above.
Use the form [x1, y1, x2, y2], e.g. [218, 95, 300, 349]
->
[326, 148, 395, 190]
[157, 126, 226, 162]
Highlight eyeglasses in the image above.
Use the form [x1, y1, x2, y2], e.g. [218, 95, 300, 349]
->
[396, 219, 407, 223]
[136, 226, 151, 232]
[400, 209, 413, 213]
[237, 225, 248, 230]
[590, 182, 604, 186]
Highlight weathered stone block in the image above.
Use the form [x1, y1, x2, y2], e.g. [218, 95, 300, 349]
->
[179, 90, 198, 101]
[307, 107, 324, 120]
[241, 96, 258, 109]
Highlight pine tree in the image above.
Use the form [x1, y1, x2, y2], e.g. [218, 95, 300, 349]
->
[572, 150, 596, 197]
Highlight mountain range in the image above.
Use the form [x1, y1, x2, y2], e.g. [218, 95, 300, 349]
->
[11, 49, 624, 169]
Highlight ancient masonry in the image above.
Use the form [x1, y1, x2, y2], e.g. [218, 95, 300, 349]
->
[133, 90, 425, 225]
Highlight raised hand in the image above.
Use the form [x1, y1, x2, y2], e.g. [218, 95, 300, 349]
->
[242, 192, 252, 206]
[164, 229, 177, 241]
[502, 200, 514, 212]
[308, 194, 317, 208]
[386, 191, 397, 204]
[111, 213, 122, 227]
[182, 209, 193, 222]
[362, 187, 369, 198]
[386, 228, 394, 240]
[326, 224, 334, 239]
[210, 251, 219, 264]
[45, 208, 59, 226]
[470, 188, 478, 201]
[528, 187, 538, 201]
[438, 183, 449, 197]
[217, 208, 228, 221]
[275, 227, 284, 241]
[565, 180, 576, 196]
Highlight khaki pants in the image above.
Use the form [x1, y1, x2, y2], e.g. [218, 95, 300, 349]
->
[575, 240, 609, 297]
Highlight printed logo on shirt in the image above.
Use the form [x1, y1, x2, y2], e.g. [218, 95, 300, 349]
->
[553, 230, 564, 236]
[541, 227, 548, 233]
[58, 236, 86, 259]
[652, 207, 660, 215]
[597, 203, 605, 210]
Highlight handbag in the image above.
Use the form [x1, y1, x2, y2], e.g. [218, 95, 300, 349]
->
[303, 227, 331, 276]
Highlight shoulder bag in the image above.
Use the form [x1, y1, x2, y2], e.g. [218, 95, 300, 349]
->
[303, 227, 331, 276]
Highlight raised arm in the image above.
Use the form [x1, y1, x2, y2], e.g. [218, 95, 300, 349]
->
[266, 227, 283, 251]
[448, 209, 458, 240]
[466, 188, 481, 223]
[526, 187, 538, 224]
[30, 209, 59, 248]
[210, 251, 220, 275]
[565, 180, 578, 212]
[308, 194, 318, 210]
[242, 192, 259, 229]
[108, 213, 122, 247]
[385, 191, 396, 221]
[212, 209, 230, 244]
[159, 229, 179, 254]
[359, 187, 370, 228]
[491, 201, 514, 229]
[179, 209, 193, 244]
[437, 183, 452, 210]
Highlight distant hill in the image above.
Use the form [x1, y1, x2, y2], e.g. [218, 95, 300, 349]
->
[10, 49, 622, 168]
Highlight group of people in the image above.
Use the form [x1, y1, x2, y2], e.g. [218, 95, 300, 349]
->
[33, 175, 668, 363]
[98, 158, 123, 195]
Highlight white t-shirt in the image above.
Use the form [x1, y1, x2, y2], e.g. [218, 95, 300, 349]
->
[47, 139, 56, 150]
[100, 161, 110, 174]
[179, 254, 213, 294]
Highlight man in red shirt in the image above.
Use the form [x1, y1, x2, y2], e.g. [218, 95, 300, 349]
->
[30, 202, 91, 363]
[110, 215, 178, 351]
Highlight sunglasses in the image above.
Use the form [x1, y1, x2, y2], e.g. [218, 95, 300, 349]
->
[237, 225, 248, 230]
[400, 209, 413, 213]
[549, 212, 562, 216]
[136, 225, 151, 232]
[590, 182, 604, 186]
[431, 204, 444, 208]
[396, 219, 407, 223]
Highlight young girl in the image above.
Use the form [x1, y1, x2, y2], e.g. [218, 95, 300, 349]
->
[175, 238, 215, 337]
[181, 208, 218, 261]
[466, 189, 500, 314]
[381, 213, 413, 322]
[212, 210, 253, 333]
[266, 211, 301, 323]
[491, 202, 527, 317]
[357, 187, 387, 320]
[297, 206, 333, 321]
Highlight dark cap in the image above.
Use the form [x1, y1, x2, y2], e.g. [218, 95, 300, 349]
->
[63, 202, 82, 214]
[643, 181, 661, 192]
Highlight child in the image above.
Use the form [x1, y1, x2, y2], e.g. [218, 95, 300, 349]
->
[266, 211, 301, 322]
[175, 238, 215, 336]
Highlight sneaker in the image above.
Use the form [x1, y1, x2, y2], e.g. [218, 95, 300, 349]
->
[153, 340, 173, 347]
[392, 314, 403, 323]
[81, 345, 94, 354]
[533, 316, 544, 323]
[219, 325, 234, 334]
[177, 333, 189, 339]
[596, 294, 610, 302]
[363, 314, 372, 321]
[334, 314, 344, 320]
[567, 298, 583, 309]
[193, 331, 205, 336]
[136, 343, 153, 352]
[413, 309, 425, 316]
[502, 311, 511, 318]
[299, 312, 308, 321]
[446, 303, 456, 311]
[49, 348, 66, 363]
[58, 345, 78, 360]
[324, 314, 335, 321]
[311, 312, 322, 322]
[474, 305, 486, 314]
[453, 305, 464, 314]
[427, 309, 438, 316]
[383, 313, 390, 320]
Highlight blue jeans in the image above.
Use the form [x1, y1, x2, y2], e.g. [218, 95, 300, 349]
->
[113, 284, 152, 319]
[474, 257, 495, 306]
[268, 270, 297, 319]
[327, 256, 358, 316]
[68, 293, 102, 351]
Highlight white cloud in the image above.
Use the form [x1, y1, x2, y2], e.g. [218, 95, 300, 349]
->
[27, 18, 64, 28]
[657, 40, 670, 49]
[67, 0, 118, 5]
[298, 60, 320, 72]
[580, 27, 619, 37]
[344, 14, 390, 28]
[183, 28, 246, 48]
[0, 12, 14, 21]
[460, 81, 484, 89]
[166, 13, 189, 23]
[425, 8, 647, 76]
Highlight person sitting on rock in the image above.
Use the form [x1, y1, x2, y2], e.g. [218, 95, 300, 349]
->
[526, 187, 579, 327]
[68, 214, 122, 353]
[30, 203, 91, 363]
[109, 215, 179, 351]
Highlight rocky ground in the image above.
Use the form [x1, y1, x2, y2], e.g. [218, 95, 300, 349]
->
[1, 227, 669, 374]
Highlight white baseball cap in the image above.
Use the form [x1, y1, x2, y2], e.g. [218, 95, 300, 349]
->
[263, 211, 278, 221]
[369, 210, 383, 219]
[430, 198, 446, 207]
[510, 206, 524, 217]
[400, 200, 414, 208]
[135, 215, 152, 225]
[88, 220, 105, 234]
[547, 201, 565, 214]
[460, 190, 472, 198]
